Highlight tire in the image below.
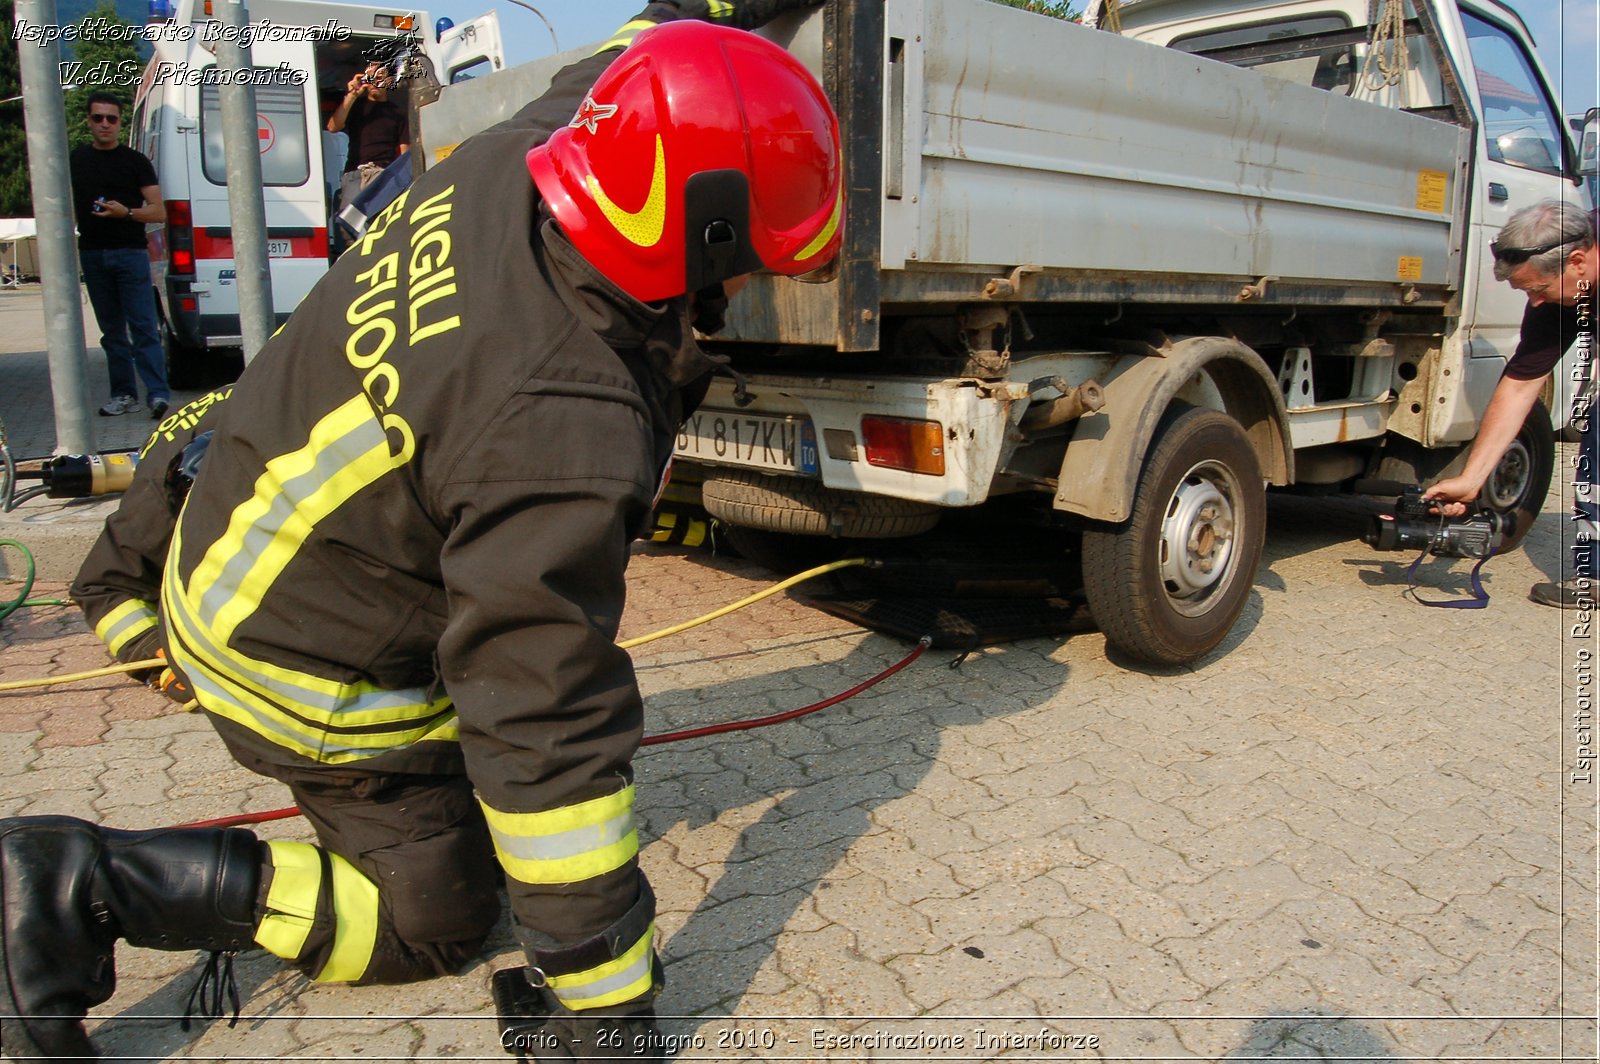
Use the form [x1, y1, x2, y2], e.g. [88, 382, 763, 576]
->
[1476, 398, 1554, 553]
[1082, 408, 1266, 666]
[700, 469, 940, 538]
[160, 313, 206, 390]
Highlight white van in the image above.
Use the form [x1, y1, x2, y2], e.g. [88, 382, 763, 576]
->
[130, 0, 503, 386]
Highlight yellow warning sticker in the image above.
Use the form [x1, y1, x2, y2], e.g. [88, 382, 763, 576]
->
[1398, 256, 1424, 281]
[1415, 169, 1448, 213]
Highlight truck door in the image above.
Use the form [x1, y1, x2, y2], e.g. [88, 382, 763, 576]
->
[1455, 4, 1584, 403]
[427, 11, 504, 84]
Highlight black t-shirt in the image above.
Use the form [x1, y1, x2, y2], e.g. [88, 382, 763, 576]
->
[70, 144, 158, 251]
[343, 99, 407, 172]
[1504, 299, 1585, 380]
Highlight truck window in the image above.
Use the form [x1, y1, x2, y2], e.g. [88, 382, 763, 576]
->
[1171, 15, 1354, 93]
[1460, 10, 1567, 176]
[199, 80, 311, 187]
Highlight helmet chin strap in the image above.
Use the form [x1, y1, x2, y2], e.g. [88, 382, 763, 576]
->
[691, 282, 729, 335]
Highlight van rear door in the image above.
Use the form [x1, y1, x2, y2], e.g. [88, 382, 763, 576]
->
[428, 11, 504, 84]
[190, 56, 326, 343]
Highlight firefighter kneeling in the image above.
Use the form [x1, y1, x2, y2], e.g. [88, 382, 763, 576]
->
[0, 6, 842, 1061]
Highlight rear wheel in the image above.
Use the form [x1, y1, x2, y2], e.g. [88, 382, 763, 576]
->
[1082, 407, 1266, 666]
[158, 304, 206, 390]
[1477, 398, 1554, 552]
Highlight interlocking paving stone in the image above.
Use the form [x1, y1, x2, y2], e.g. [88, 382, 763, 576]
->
[2, 287, 1594, 1060]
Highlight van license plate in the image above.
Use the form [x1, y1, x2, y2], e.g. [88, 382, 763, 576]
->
[675, 411, 819, 476]
[267, 239, 292, 257]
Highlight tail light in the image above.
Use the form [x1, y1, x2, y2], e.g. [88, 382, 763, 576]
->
[861, 416, 946, 476]
[166, 199, 194, 276]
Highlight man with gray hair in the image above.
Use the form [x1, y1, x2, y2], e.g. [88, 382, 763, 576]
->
[1427, 199, 1597, 607]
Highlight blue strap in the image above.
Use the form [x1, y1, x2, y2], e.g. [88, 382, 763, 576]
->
[1404, 546, 1493, 608]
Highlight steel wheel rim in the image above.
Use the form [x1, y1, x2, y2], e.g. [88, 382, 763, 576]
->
[1482, 437, 1532, 511]
[1159, 460, 1239, 616]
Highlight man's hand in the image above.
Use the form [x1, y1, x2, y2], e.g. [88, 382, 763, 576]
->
[669, 0, 825, 29]
[1422, 475, 1480, 517]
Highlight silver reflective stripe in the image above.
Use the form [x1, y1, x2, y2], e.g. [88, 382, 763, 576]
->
[101, 604, 156, 653]
[549, 942, 654, 1008]
[197, 416, 387, 627]
[172, 566, 448, 725]
[487, 811, 636, 864]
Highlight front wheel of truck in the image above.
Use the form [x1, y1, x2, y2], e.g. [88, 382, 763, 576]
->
[1477, 398, 1554, 553]
[1082, 407, 1266, 667]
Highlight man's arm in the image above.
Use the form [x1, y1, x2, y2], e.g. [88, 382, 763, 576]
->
[327, 73, 364, 133]
[133, 183, 164, 224]
[1425, 372, 1547, 514]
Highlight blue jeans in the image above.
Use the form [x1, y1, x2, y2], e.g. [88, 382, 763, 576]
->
[80, 247, 168, 404]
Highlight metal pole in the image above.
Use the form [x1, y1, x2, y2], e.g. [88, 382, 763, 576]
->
[15, 0, 96, 455]
[213, 0, 275, 362]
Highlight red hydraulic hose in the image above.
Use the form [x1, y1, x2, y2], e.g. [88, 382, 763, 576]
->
[177, 637, 933, 830]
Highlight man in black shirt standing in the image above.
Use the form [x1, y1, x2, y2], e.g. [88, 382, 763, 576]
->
[325, 62, 410, 209]
[1427, 201, 1597, 607]
[69, 92, 171, 420]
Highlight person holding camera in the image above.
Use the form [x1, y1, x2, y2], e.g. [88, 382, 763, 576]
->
[325, 61, 410, 208]
[1425, 200, 1597, 608]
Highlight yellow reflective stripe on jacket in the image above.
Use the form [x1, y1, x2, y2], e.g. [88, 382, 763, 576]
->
[482, 786, 638, 885]
[162, 394, 457, 764]
[546, 923, 656, 1011]
[95, 598, 157, 657]
[322, 849, 381, 983]
[187, 394, 399, 644]
[593, 19, 655, 54]
[705, 0, 734, 18]
[164, 523, 458, 763]
[256, 840, 320, 961]
[254, 841, 380, 983]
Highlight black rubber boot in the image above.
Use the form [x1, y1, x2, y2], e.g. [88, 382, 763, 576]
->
[0, 815, 262, 1062]
[493, 967, 666, 1062]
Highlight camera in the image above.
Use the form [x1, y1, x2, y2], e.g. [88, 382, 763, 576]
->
[1362, 487, 1511, 558]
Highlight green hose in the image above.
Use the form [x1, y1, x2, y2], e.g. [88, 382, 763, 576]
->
[1, 539, 37, 623]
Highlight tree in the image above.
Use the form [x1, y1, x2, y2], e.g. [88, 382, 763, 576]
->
[0, 0, 32, 217]
[989, 0, 1083, 20]
[63, 0, 142, 152]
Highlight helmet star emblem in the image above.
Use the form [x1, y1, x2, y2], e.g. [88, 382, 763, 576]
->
[570, 96, 619, 135]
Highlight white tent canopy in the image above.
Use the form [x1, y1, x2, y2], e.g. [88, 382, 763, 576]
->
[0, 219, 40, 285]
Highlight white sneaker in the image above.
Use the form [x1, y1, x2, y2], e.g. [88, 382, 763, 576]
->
[98, 395, 141, 416]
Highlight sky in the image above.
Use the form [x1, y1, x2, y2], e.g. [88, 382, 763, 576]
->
[445, 0, 1598, 118]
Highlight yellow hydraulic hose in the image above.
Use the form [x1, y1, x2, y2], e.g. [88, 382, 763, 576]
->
[0, 658, 164, 692]
[619, 557, 869, 649]
[1, 558, 871, 691]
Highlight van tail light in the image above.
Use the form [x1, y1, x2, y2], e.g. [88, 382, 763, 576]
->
[166, 199, 195, 276]
[861, 416, 946, 476]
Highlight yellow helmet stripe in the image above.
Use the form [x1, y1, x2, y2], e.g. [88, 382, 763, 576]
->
[794, 187, 843, 262]
[586, 134, 667, 249]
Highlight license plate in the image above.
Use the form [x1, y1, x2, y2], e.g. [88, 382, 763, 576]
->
[267, 239, 292, 257]
[676, 411, 819, 475]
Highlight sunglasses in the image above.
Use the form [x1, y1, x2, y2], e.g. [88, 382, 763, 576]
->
[1489, 237, 1571, 265]
[88, 113, 121, 124]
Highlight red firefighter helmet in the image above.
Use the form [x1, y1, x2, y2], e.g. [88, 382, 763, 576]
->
[527, 21, 843, 303]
